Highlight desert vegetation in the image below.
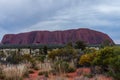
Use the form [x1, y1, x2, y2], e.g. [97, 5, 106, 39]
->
[0, 40, 119, 80]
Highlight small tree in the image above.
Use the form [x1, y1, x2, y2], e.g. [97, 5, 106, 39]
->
[53, 60, 75, 74]
[66, 42, 73, 47]
[43, 45, 48, 55]
[6, 51, 23, 64]
[79, 54, 92, 66]
[48, 47, 77, 61]
[0, 51, 6, 59]
[37, 55, 46, 63]
[22, 54, 32, 63]
[75, 40, 86, 50]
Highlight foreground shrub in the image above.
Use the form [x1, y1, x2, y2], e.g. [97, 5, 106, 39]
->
[79, 51, 97, 67]
[6, 51, 23, 64]
[79, 53, 92, 66]
[83, 73, 94, 78]
[28, 70, 34, 74]
[33, 66, 40, 70]
[38, 71, 48, 77]
[79, 46, 120, 80]
[52, 60, 76, 74]
[37, 55, 46, 63]
[2, 64, 28, 80]
[48, 47, 78, 61]
[67, 67, 76, 73]
[107, 55, 120, 80]
[0, 73, 5, 79]
[49, 70, 57, 75]
[92, 47, 120, 79]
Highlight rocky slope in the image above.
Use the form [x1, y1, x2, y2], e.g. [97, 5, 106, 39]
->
[1, 28, 114, 45]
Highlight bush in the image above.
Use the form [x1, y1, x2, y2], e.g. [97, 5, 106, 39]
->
[23, 71, 29, 78]
[37, 55, 46, 63]
[84, 73, 94, 78]
[0, 74, 5, 79]
[107, 55, 120, 80]
[107, 71, 120, 80]
[52, 60, 76, 74]
[48, 47, 78, 61]
[38, 71, 48, 77]
[28, 70, 34, 74]
[67, 67, 76, 73]
[22, 54, 32, 62]
[50, 70, 57, 75]
[91, 47, 120, 79]
[79, 53, 95, 66]
[30, 58, 37, 68]
[52, 60, 69, 73]
[33, 66, 39, 70]
[75, 40, 86, 50]
[2, 64, 27, 80]
[6, 52, 23, 64]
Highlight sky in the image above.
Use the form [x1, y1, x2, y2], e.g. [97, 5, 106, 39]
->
[0, 0, 120, 44]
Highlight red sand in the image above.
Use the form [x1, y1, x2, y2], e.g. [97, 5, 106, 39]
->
[24, 68, 113, 80]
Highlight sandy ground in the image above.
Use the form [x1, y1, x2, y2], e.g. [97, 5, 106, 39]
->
[24, 68, 113, 80]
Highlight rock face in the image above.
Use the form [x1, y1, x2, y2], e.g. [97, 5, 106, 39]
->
[1, 28, 114, 45]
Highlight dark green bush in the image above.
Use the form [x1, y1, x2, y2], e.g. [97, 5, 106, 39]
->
[38, 71, 48, 77]
[37, 55, 46, 63]
[84, 73, 94, 78]
[0, 74, 5, 79]
[33, 66, 39, 70]
[50, 70, 57, 75]
[6, 52, 23, 64]
[91, 47, 120, 79]
[23, 71, 29, 78]
[67, 67, 76, 73]
[28, 70, 34, 74]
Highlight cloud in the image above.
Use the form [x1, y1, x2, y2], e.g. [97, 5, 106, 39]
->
[115, 40, 120, 44]
[21, 20, 70, 32]
[0, 0, 70, 31]
[96, 5, 120, 14]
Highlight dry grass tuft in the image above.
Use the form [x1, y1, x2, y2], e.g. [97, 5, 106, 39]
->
[2, 64, 28, 80]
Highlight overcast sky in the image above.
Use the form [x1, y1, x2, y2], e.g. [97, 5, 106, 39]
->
[0, 0, 120, 44]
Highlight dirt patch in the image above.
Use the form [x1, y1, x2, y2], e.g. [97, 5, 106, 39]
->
[24, 68, 113, 80]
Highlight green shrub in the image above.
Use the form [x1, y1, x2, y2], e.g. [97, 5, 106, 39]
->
[52, 60, 69, 73]
[28, 70, 34, 74]
[2, 64, 27, 80]
[23, 71, 29, 78]
[34, 67, 39, 70]
[38, 71, 48, 77]
[22, 54, 32, 62]
[38, 72, 44, 75]
[84, 73, 94, 78]
[107, 70, 120, 80]
[91, 47, 120, 79]
[52, 60, 76, 74]
[6, 52, 23, 64]
[67, 67, 76, 73]
[75, 40, 86, 50]
[0, 74, 5, 79]
[48, 47, 78, 61]
[30, 59, 37, 68]
[37, 55, 46, 63]
[50, 70, 57, 75]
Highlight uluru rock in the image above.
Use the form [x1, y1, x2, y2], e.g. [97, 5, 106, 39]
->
[1, 28, 114, 45]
